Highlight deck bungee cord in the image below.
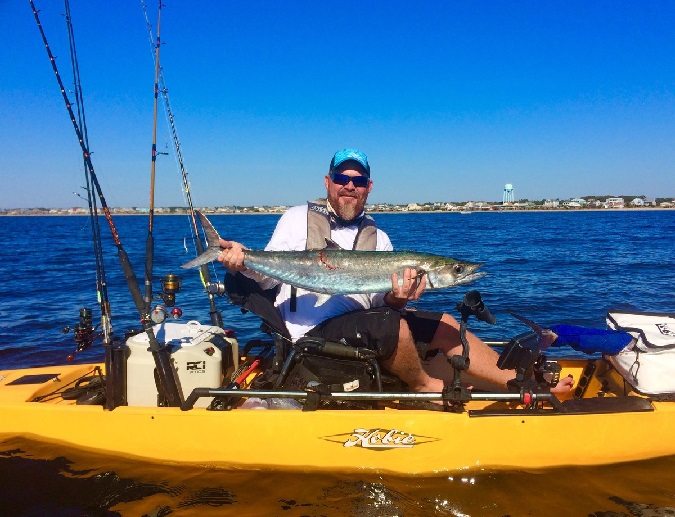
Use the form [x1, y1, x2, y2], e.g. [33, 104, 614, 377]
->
[29, 0, 182, 407]
[31, 366, 103, 403]
[140, 0, 224, 328]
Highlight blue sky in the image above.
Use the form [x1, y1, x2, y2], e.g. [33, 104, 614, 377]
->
[1, 1, 674, 208]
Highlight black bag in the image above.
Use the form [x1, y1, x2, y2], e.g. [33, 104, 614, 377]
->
[281, 353, 377, 392]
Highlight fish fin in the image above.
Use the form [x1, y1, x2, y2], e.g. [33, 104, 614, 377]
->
[324, 238, 344, 250]
[180, 211, 223, 269]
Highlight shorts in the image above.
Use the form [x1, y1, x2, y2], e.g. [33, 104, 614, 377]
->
[305, 307, 443, 360]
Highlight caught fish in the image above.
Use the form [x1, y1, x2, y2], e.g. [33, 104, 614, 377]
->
[182, 212, 485, 295]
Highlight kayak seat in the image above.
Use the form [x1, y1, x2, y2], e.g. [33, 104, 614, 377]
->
[224, 272, 404, 400]
[224, 272, 292, 373]
[275, 336, 383, 391]
[224, 272, 291, 341]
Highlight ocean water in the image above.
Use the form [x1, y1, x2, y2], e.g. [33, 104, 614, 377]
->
[1, 211, 675, 515]
[1, 211, 674, 368]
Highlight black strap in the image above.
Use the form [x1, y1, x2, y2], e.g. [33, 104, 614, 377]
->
[290, 286, 297, 312]
[303, 382, 332, 412]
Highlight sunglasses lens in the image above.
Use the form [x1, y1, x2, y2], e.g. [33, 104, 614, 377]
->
[331, 173, 348, 185]
[331, 172, 368, 188]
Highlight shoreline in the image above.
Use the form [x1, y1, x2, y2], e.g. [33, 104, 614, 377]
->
[2, 207, 674, 216]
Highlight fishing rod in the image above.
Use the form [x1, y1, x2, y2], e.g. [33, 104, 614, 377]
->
[29, 0, 182, 407]
[140, 0, 224, 328]
[144, 0, 162, 314]
[63, 0, 112, 355]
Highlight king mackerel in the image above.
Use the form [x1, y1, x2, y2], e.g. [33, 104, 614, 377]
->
[182, 211, 485, 295]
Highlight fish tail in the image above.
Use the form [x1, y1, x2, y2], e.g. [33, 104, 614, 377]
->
[197, 210, 221, 249]
[180, 211, 223, 269]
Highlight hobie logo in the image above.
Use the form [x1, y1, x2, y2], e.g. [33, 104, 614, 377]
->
[322, 429, 438, 449]
[343, 428, 415, 449]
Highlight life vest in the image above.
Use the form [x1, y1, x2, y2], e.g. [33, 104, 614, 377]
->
[288, 199, 378, 312]
[306, 199, 377, 251]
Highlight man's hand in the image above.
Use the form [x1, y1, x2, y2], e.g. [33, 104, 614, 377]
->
[216, 238, 247, 272]
[384, 267, 426, 309]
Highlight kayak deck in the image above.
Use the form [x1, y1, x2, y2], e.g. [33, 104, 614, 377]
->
[1, 360, 674, 476]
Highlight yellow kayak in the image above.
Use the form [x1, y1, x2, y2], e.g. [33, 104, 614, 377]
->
[1, 358, 673, 476]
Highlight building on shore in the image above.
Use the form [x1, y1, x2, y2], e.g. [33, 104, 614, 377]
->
[605, 197, 625, 208]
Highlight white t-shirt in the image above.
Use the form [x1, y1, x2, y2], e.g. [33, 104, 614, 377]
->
[243, 204, 393, 341]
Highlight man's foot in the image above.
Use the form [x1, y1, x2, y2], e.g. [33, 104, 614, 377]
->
[551, 374, 574, 394]
[409, 376, 444, 393]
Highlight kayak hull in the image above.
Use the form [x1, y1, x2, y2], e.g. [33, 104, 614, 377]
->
[1, 361, 674, 476]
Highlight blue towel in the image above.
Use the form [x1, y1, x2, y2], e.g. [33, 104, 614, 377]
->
[549, 324, 633, 355]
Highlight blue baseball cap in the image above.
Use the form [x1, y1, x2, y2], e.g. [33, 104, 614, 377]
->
[329, 148, 370, 177]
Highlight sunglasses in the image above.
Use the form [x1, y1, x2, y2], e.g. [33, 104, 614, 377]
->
[330, 171, 370, 188]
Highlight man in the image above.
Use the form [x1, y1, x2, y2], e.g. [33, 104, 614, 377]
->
[218, 148, 573, 394]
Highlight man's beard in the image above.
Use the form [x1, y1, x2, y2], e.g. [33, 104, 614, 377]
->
[332, 194, 363, 222]
[336, 200, 359, 221]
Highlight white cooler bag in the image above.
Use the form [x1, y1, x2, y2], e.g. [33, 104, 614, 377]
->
[606, 310, 675, 395]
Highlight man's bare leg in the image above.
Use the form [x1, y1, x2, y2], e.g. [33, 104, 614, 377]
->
[381, 314, 574, 394]
[380, 318, 444, 392]
[427, 313, 574, 393]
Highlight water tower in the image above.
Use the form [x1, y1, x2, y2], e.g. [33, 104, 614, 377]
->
[503, 184, 514, 204]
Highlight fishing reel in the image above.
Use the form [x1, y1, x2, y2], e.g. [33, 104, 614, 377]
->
[150, 274, 183, 324]
[206, 282, 227, 296]
[62, 307, 98, 360]
[157, 273, 181, 307]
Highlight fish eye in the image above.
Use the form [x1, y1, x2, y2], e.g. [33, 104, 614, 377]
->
[453, 264, 464, 274]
